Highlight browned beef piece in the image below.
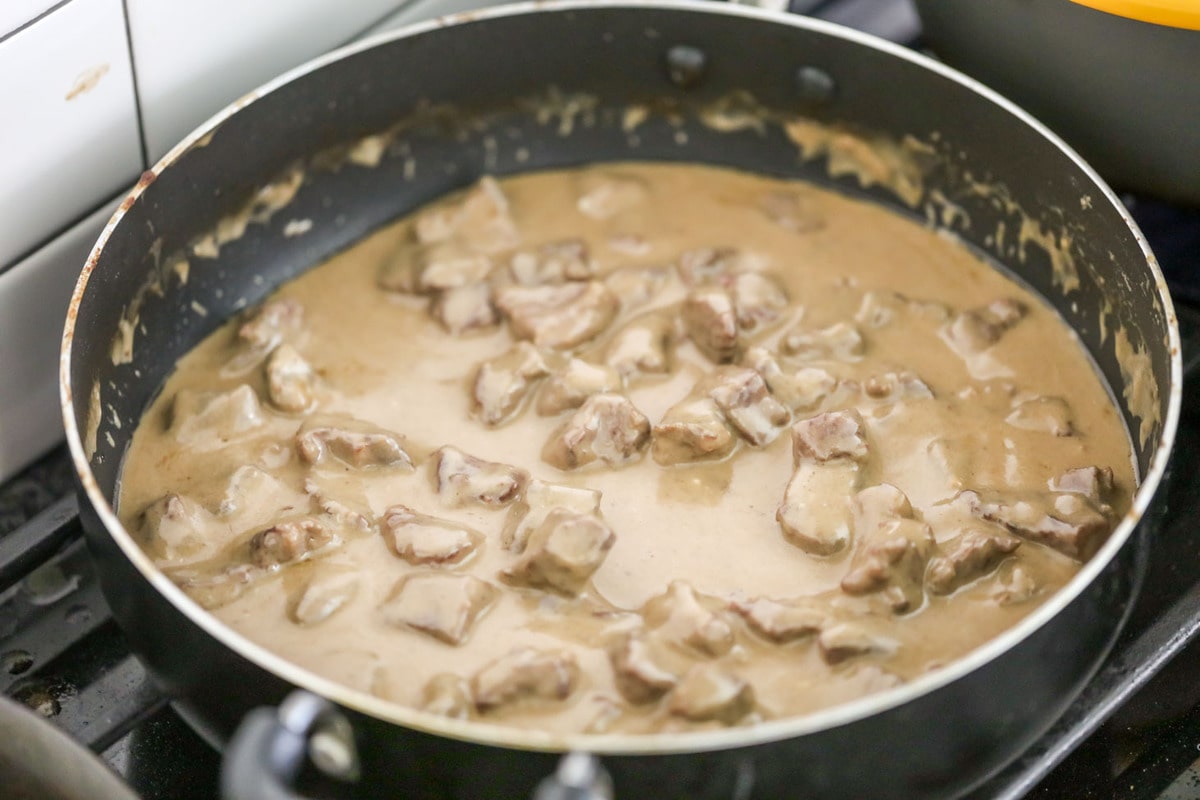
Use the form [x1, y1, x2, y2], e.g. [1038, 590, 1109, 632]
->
[237, 297, 304, 353]
[417, 246, 494, 292]
[926, 527, 1022, 595]
[508, 239, 593, 285]
[382, 505, 483, 566]
[605, 311, 677, 379]
[1050, 466, 1115, 503]
[249, 517, 336, 569]
[138, 493, 220, 562]
[742, 347, 837, 412]
[380, 573, 498, 645]
[420, 673, 474, 719]
[941, 298, 1027, 355]
[1006, 396, 1074, 436]
[471, 647, 580, 712]
[471, 342, 551, 426]
[413, 176, 519, 253]
[792, 409, 869, 464]
[759, 189, 824, 233]
[730, 595, 827, 642]
[676, 247, 739, 287]
[781, 321, 864, 362]
[682, 286, 740, 363]
[431, 283, 498, 335]
[667, 665, 755, 725]
[609, 633, 680, 704]
[840, 484, 935, 613]
[536, 358, 623, 416]
[542, 393, 651, 470]
[433, 446, 528, 507]
[495, 281, 619, 350]
[701, 366, 791, 447]
[731, 272, 789, 334]
[171, 385, 265, 448]
[862, 371, 932, 403]
[501, 509, 615, 595]
[289, 566, 358, 625]
[265, 344, 318, 413]
[651, 397, 737, 466]
[817, 622, 899, 665]
[296, 414, 413, 469]
[643, 580, 734, 657]
[956, 488, 1112, 560]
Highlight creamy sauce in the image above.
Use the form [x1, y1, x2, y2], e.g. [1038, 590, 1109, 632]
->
[118, 163, 1133, 735]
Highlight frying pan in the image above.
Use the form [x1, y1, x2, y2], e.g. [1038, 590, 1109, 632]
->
[59, 2, 1181, 798]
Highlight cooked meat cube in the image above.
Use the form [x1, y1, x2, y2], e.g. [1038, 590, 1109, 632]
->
[730, 595, 827, 642]
[415, 244, 493, 292]
[702, 366, 791, 446]
[236, 297, 304, 353]
[926, 527, 1022, 595]
[743, 347, 837, 412]
[1006, 396, 1074, 436]
[431, 283, 498, 335]
[863, 371, 932, 402]
[676, 247, 739, 287]
[542, 393, 650, 470]
[792, 409, 869, 464]
[249, 517, 337, 569]
[508, 239, 592, 285]
[651, 397, 737, 466]
[501, 479, 603, 552]
[941, 298, 1028, 355]
[433, 446, 528, 507]
[380, 573, 498, 645]
[138, 493, 221, 562]
[536, 359, 622, 416]
[759, 190, 824, 233]
[296, 414, 413, 469]
[603, 265, 673, 309]
[289, 566, 359, 625]
[420, 673, 473, 719]
[818, 622, 899, 665]
[682, 286, 740, 363]
[471, 647, 580, 711]
[781, 321, 864, 362]
[495, 281, 619, 350]
[382, 505, 482, 566]
[643, 580, 734, 657]
[732, 272, 789, 334]
[471, 342, 551, 426]
[956, 489, 1112, 561]
[605, 311, 677, 379]
[265, 344, 318, 413]
[413, 176, 519, 253]
[303, 480, 374, 532]
[841, 484, 936, 612]
[503, 509, 615, 595]
[576, 172, 648, 220]
[218, 465, 308, 519]
[667, 665, 755, 725]
[1050, 466, 1115, 503]
[777, 461, 859, 556]
[610, 633, 680, 704]
[171, 385, 265, 449]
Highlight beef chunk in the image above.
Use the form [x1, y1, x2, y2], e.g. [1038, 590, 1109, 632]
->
[862, 371, 932, 403]
[576, 172, 647, 220]
[382, 243, 494, 295]
[296, 414, 413, 469]
[289, 566, 358, 625]
[249, 517, 337, 569]
[495, 281, 619, 350]
[1006, 396, 1074, 436]
[840, 484, 936, 612]
[730, 595, 826, 643]
[926, 527, 1022, 595]
[537, 358, 623, 416]
[605, 311, 677, 379]
[682, 286, 740, 363]
[171, 385, 265, 449]
[433, 446, 527, 507]
[941, 298, 1027, 355]
[777, 462, 859, 556]
[609, 633, 680, 704]
[138, 493, 221, 563]
[731, 272, 789, 334]
[651, 397, 737, 465]
[431, 283, 498, 334]
[701, 366, 791, 447]
[502, 479, 603, 552]
[1050, 466, 1115, 503]
[218, 465, 308, 519]
[508, 239, 592, 285]
[791, 409, 869, 464]
[667, 665, 755, 725]
[603, 265, 673, 309]
[817, 622, 899, 665]
[380, 573, 497, 645]
[759, 190, 824, 233]
[413, 176, 519, 253]
[542, 394, 650, 470]
[501, 509, 615, 595]
[235, 297, 304, 356]
[956, 488, 1112, 560]
[643, 580, 734, 657]
[420, 673, 473, 719]
[265, 344, 318, 413]
[676, 248, 739, 287]
[471, 647, 580, 711]
[382, 505, 482, 566]
[742, 347, 836, 412]
[471, 342, 551, 426]
[781, 321, 864, 362]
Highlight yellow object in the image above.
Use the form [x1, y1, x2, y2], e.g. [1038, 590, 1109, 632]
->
[1070, 0, 1200, 29]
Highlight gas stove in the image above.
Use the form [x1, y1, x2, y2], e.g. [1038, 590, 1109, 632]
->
[3, 2, 1200, 799]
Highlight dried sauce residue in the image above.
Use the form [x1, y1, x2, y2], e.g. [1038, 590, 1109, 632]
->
[1114, 326, 1160, 447]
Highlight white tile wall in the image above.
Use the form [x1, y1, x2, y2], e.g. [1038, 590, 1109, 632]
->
[0, 0, 142, 269]
[126, 0, 418, 161]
